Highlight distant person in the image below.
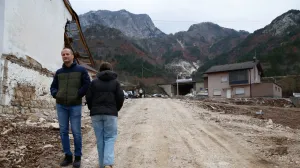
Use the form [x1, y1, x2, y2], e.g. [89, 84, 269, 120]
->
[86, 62, 124, 168]
[132, 88, 135, 98]
[139, 88, 143, 98]
[135, 88, 139, 98]
[50, 48, 91, 168]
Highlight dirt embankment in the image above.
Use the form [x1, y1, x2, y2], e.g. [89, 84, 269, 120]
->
[194, 97, 300, 129]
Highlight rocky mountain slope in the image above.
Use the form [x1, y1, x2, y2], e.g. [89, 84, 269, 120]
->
[80, 11, 248, 77]
[197, 10, 300, 77]
[79, 10, 165, 39]
[134, 22, 248, 74]
[82, 24, 167, 79]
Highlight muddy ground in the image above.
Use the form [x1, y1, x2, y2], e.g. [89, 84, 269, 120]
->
[1, 98, 300, 168]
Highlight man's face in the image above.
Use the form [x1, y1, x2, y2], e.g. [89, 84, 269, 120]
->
[61, 49, 74, 64]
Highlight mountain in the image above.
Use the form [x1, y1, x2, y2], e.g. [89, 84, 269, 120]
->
[82, 22, 248, 77]
[79, 9, 165, 39]
[196, 10, 300, 77]
[78, 10, 249, 81]
[81, 24, 172, 83]
[134, 22, 248, 74]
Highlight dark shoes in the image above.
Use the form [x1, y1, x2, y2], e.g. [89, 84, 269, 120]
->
[60, 154, 73, 167]
[73, 156, 81, 168]
[60, 155, 81, 168]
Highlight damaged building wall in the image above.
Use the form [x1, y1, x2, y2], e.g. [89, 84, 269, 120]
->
[0, 0, 74, 116]
[0, 0, 4, 54]
[0, 1, 92, 118]
[0, 55, 56, 116]
[2, 0, 72, 71]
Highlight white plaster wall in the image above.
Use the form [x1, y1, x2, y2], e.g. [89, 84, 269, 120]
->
[0, 0, 5, 54]
[0, 58, 5, 100]
[250, 66, 261, 84]
[2, 61, 54, 106]
[3, 0, 72, 71]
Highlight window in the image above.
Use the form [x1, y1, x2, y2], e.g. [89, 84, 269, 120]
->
[235, 88, 245, 95]
[221, 76, 228, 82]
[229, 70, 248, 85]
[213, 89, 221, 96]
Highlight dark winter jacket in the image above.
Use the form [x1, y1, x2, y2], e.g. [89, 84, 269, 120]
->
[86, 70, 124, 117]
[50, 62, 91, 106]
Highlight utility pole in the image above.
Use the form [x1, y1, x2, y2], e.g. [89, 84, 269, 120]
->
[250, 50, 256, 98]
[177, 73, 180, 96]
[155, 65, 156, 82]
[142, 61, 144, 79]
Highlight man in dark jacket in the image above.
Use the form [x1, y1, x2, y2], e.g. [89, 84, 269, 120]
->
[86, 62, 124, 168]
[50, 48, 90, 168]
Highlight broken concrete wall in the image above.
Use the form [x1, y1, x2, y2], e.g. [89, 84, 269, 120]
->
[158, 84, 173, 97]
[0, 55, 56, 116]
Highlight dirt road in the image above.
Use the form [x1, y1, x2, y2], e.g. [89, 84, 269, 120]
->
[2, 98, 299, 167]
[79, 98, 296, 168]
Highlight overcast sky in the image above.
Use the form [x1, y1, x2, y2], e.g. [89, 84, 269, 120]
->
[69, 0, 300, 34]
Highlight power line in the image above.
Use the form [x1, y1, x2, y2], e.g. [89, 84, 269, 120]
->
[152, 19, 262, 23]
[143, 66, 157, 73]
[71, 0, 123, 1]
[139, 63, 159, 76]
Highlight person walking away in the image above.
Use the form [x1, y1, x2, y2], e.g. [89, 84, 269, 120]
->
[86, 62, 124, 168]
[50, 48, 91, 168]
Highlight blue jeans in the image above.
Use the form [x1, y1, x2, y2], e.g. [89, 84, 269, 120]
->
[56, 104, 82, 156]
[91, 115, 117, 168]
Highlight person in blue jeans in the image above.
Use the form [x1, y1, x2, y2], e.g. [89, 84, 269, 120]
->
[86, 62, 124, 168]
[50, 48, 91, 168]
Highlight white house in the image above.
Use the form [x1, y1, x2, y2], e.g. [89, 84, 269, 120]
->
[0, 0, 78, 115]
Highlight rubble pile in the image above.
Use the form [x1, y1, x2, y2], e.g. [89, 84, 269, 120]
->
[199, 97, 294, 108]
[228, 98, 294, 108]
[0, 105, 92, 168]
[198, 103, 250, 115]
[0, 119, 61, 168]
[193, 98, 300, 129]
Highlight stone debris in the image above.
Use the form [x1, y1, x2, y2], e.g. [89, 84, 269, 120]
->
[49, 123, 60, 130]
[42, 144, 54, 149]
[1, 128, 13, 135]
[39, 117, 46, 123]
